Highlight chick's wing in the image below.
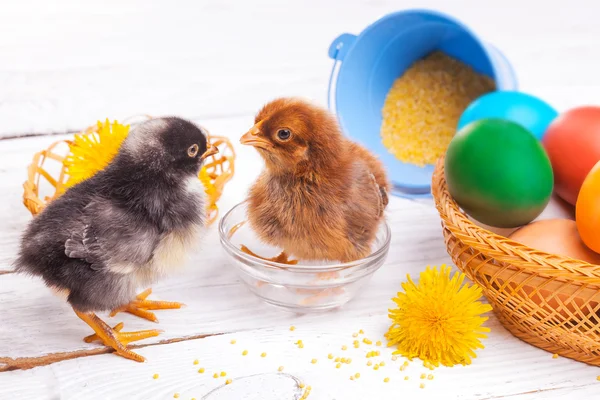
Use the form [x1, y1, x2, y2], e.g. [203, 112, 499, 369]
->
[65, 199, 160, 272]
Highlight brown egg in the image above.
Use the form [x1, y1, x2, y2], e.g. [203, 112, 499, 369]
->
[507, 219, 600, 319]
[508, 218, 600, 264]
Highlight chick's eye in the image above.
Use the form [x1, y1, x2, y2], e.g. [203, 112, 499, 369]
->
[277, 129, 291, 141]
[187, 144, 199, 157]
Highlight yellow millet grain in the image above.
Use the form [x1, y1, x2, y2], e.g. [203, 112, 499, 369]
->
[152, 373, 159, 379]
[226, 379, 232, 385]
[552, 354, 559, 359]
[278, 366, 285, 372]
[384, 377, 390, 383]
[380, 51, 495, 167]
[336, 363, 342, 368]
[328, 354, 334, 359]
[420, 373, 426, 379]
[341, 345, 348, 351]
[420, 383, 426, 389]
[242, 350, 248, 356]
[261, 352, 267, 358]
[290, 326, 296, 331]
[198, 368, 205, 374]
[173, 393, 180, 399]
[230, 339, 236, 344]
[193, 359, 199, 365]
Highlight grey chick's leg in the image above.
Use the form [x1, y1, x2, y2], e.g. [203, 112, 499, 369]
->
[74, 309, 161, 362]
[109, 288, 184, 323]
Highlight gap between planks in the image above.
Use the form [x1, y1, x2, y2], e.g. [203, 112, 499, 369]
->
[0, 331, 225, 372]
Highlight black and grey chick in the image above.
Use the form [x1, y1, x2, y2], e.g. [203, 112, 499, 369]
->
[15, 117, 217, 362]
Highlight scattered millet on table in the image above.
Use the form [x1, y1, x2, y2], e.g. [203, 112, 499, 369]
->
[380, 51, 495, 167]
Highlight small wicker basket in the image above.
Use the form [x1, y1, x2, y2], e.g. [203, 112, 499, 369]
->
[23, 117, 235, 225]
[432, 157, 600, 367]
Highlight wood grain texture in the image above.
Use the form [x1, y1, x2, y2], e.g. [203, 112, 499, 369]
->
[1, 0, 600, 136]
[1, 316, 599, 400]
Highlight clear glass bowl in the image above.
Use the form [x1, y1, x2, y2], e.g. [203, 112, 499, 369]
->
[218, 202, 391, 312]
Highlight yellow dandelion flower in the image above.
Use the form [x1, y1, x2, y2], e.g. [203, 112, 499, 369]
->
[385, 265, 492, 367]
[63, 119, 130, 188]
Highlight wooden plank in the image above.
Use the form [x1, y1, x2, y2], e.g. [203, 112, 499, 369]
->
[1, 0, 600, 137]
[1, 314, 599, 400]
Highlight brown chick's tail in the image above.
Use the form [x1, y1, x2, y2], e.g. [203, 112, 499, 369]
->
[380, 186, 389, 207]
[369, 173, 387, 218]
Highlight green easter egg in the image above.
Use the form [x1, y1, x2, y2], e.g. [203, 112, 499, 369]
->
[445, 119, 554, 228]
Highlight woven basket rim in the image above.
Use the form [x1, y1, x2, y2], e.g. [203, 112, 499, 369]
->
[432, 156, 600, 285]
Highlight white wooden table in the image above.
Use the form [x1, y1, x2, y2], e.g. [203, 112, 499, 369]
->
[1, 1, 600, 399]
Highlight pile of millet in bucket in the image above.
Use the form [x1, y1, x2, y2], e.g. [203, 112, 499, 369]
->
[380, 51, 496, 167]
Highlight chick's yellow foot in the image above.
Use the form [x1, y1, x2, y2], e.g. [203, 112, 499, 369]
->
[240, 245, 298, 265]
[75, 310, 161, 363]
[109, 288, 184, 323]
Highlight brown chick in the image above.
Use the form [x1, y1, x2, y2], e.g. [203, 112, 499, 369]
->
[240, 98, 390, 263]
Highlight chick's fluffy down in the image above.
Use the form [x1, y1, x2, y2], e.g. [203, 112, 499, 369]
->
[245, 98, 389, 262]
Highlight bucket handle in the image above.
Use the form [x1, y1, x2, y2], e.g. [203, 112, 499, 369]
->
[327, 33, 357, 111]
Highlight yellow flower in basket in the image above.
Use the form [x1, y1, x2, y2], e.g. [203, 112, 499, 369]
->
[63, 119, 130, 188]
[23, 117, 235, 225]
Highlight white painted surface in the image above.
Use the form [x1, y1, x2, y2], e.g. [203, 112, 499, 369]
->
[1, 0, 600, 399]
[1, 0, 600, 136]
[2, 317, 600, 400]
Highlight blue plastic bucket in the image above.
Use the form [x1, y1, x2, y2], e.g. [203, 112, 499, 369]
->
[327, 9, 518, 198]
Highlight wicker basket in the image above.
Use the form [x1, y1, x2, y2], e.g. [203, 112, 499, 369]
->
[432, 157, 600, 366]
[23, 118, 235, 225]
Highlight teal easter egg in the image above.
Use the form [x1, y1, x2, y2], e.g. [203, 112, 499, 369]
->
[457, 91, 558, 140]
[445, 119, 554, 228]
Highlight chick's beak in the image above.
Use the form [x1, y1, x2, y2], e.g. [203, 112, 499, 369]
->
[200, 145, 219, 160]
[240, 124, 270, 149]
